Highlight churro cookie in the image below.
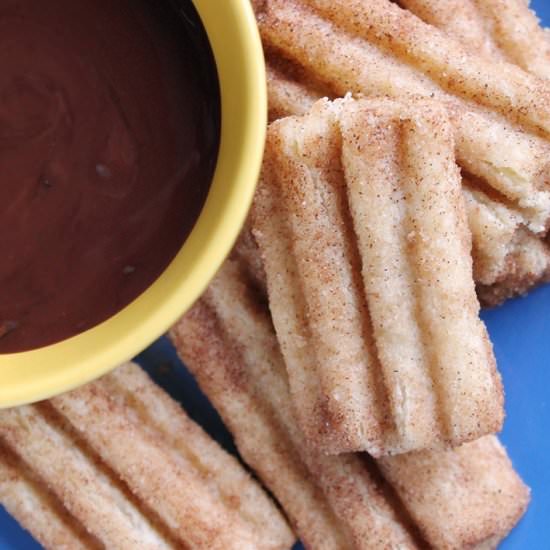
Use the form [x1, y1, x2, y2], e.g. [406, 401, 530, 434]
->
[0, 364, 294, 550]
[252, 97, 503, 456]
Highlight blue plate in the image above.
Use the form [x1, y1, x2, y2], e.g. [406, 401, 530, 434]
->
[2, 2, 550, 547]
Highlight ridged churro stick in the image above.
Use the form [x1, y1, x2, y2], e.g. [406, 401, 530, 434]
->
[253, 97, 503, 455]
[171, 253, 529, 550]
[0, 365, 294, 550]
[49, 364, 294, 550]
[265, 58, 550, 305]
[0, 443, 102, 550]
[401, 0, 550, 80]
[172, 259, 419, 550]
[256, 0, 550, 233]
[0, 404, 172, 549]
[174, 306, 357, 550]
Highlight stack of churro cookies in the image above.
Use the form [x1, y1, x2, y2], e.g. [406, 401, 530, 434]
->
[257, 0, 550, 306]
[3, 1, 549, 548]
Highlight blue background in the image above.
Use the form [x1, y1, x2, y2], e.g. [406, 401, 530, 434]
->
[2, 1, 550, 547]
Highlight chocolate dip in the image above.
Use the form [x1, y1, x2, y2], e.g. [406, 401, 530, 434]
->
[0, 0, 220, 352]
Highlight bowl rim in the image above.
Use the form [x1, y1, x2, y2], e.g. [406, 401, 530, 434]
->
[0, 0, 266, 407]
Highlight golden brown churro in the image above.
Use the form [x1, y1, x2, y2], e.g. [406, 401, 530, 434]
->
[252, 97, 503, 455]
[400, 0, 550, 80]
[173, 261, 416, 549]
[0, 405, 172, 549]
[0, 364, 294, 550]
[171, 253, 529, 550]
[256, 0, 550, 234]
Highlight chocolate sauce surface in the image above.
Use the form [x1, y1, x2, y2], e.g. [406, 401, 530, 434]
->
[0, 0, 220, 352]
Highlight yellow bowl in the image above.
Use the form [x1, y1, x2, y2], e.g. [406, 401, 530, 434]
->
[0, 0, 266, 407]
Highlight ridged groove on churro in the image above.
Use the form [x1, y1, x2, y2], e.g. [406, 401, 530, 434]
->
[378, 437, 530, 550]
[252, 97, 503, 455]
[257, 0, 550, 233]
[49, 363, 294, 550]
[0, 442, 102, 550]
[171, 254, 529, 549]
[0, 365, 294, 550]
[265, 56, 550, 305]
[258, 103, 391, 454]
[0, 403, 173, 549]
[171, 258, 419, 550]
[400, 0, 550, 80]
